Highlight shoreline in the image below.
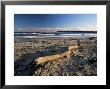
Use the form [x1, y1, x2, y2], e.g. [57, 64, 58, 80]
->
[15, 35, 97, 40]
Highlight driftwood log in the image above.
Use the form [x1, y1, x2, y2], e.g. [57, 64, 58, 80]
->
[34, 45, 79, 65]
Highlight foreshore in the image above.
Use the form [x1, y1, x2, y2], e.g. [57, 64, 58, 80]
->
[14, 37, 97, 76]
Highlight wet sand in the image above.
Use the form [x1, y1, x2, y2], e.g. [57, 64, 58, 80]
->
[14, 37, 97, 76]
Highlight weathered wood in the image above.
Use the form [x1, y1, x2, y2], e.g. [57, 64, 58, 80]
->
[34, 45, 79, 65]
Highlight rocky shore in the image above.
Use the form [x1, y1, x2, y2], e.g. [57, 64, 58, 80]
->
[14, 37, 97, 76]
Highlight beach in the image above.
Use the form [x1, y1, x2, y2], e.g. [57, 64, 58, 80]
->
[14, 37, 97, 76]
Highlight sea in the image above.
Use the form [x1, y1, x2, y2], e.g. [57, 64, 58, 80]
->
[14, 32, 97, 38]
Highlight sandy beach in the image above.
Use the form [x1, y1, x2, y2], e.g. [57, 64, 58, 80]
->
[14, 37, 97, 76]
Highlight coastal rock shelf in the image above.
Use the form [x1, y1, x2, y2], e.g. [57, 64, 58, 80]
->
[14, 37, 97, 76]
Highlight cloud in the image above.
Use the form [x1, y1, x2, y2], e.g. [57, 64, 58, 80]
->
[17, 28, 22, 31]
[87, 25, 93, 27]
[76, 25, 97, 31]
[15, 25, 97, 32]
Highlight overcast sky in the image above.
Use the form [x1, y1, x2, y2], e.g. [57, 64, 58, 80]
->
[14, 14, 97, 32]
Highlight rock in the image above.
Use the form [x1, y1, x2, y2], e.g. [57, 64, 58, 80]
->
[15, 37, 97, 76]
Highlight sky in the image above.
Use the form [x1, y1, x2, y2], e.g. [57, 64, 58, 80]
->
[14, 14, 97, 32]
